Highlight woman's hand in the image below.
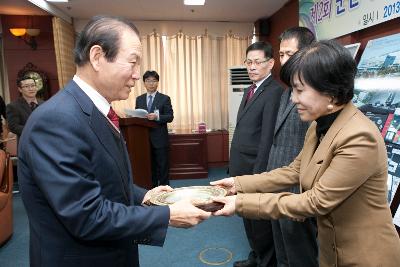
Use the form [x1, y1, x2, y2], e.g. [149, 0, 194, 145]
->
[210, 177, 237, 195]
[211, 195, 237, 216]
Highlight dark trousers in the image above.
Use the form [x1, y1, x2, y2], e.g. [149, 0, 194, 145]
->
[271, 185, 318, 267]
[243, 218, 276, 267]
[271, 217, 318, 267]
[150, 146, 169, 187]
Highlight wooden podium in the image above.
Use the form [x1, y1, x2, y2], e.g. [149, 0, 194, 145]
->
[119, 117, 157, 189]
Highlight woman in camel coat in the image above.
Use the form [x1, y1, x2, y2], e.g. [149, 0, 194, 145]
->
[213, 40, 400, 267]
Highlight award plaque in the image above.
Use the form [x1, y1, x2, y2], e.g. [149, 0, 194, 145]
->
[150, 186, 227, 212]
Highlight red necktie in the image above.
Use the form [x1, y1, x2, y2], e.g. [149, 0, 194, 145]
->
[107, 107, 120, 130]
[246, 84, 257, 103]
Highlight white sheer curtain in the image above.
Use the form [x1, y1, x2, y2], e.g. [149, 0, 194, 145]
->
[112, 31, 250, 130]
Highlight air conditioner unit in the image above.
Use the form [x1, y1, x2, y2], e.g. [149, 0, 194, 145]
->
[228, 66, 252, 151]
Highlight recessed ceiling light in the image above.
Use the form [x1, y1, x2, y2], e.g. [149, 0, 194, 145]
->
[46, 0, 69, 2]
[184, 0, 205, 5]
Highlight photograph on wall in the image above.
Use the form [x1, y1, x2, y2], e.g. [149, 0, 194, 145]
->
[386, 143, 400, 204]
[344, 43, 361, 59]
[353, 32, 400, 123]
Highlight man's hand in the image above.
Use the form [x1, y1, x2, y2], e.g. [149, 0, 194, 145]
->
[142, 185, 172, 205]
[211, 195, 237, 216]
[169, 199, 211, 228]
[146, 113, 157, 121]
[210, 177, 237, 195]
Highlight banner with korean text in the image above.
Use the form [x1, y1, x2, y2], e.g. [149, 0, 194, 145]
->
[299, 0, 400, 40]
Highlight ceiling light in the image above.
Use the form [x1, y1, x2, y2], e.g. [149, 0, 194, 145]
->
[46, 0, 69, 2]
[184, 0, 205, 5]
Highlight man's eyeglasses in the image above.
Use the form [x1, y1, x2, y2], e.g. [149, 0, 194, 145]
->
[243, 59, 269, 67]
[144, 80, 159, 84]
[21, 84, 37, 89]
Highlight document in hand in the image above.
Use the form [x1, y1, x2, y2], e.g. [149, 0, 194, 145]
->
[124, 108, 148, 118]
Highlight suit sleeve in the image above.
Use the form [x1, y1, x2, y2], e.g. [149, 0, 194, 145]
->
[24, 110, 170, 244]
[6, 103, 24, 136]
[236, 127, 385, 221]
[131, 184, 147, 205]
[253, 84, 283, 173]
[157, 96, 173, 124]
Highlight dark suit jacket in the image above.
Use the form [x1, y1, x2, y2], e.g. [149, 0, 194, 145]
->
[229, 75, 283, 176]
[18, 81, 170, 267]
[136, 92, 174, 148]
[6, 97, 43, 137]
[267, 89, 310, 172]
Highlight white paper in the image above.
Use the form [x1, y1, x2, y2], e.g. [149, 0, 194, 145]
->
[124, 108, 148, 118]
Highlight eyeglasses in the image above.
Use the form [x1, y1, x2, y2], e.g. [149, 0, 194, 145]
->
[21, 84, 36, 89]
[144, 80, 159, 84]
[243, 59, 269, 67]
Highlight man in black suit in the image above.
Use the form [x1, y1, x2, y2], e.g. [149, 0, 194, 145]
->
[6, 75, 42, 139]
[230, 41, 283, 267]
[136, 71, 173, 187]
[268, 26, 318, 267]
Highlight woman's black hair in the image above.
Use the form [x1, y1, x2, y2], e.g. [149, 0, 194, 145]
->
[280, 39, 357, 105]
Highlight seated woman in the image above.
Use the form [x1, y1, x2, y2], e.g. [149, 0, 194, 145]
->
[212, 40, 400, 267]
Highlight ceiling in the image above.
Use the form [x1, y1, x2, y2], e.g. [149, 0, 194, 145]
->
[0, 0, 289, 23]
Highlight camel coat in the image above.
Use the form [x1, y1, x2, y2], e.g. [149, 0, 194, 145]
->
[234, 103, 400, 267]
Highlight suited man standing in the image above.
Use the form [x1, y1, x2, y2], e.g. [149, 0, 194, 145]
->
[136, 71, 173, 187]
[230, 41, 283, 267]
[18, 16, 210, 267]
[267, 27, 318, 267]
[6, 75, 42, 139]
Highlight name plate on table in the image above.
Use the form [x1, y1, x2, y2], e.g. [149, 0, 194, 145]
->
[150, 186, 227, 212]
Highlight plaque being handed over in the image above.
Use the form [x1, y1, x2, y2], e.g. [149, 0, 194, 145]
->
[149, 186, 227, 212]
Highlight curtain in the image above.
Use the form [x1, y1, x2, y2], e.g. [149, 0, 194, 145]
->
[52, 17, 76, 89]
[0, 37, 9, 103]
[112, 31, 251, 130]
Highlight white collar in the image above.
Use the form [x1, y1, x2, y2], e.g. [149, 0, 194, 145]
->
[73, 75, 110, 117]
[147, 91, 158, 98]
[254, 73, 271, 89]
[73, 75, 120, 132]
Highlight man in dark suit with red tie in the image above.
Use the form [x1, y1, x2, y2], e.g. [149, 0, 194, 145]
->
[229, 41, 283, 267]
[6, 75, 42, 139]
[136, 71, 174, 187]
[18, 15, 210, 267]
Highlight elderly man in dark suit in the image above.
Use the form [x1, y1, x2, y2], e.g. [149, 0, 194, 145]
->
[6, 75, 42, 139]
[230, 41, 283, 267]
[18, 15, 210, 267]
[267, 27, 318, 267]
[136, 70, 173, 187]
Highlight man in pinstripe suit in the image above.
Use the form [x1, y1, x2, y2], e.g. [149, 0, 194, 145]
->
[267, 27, 318, 267]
